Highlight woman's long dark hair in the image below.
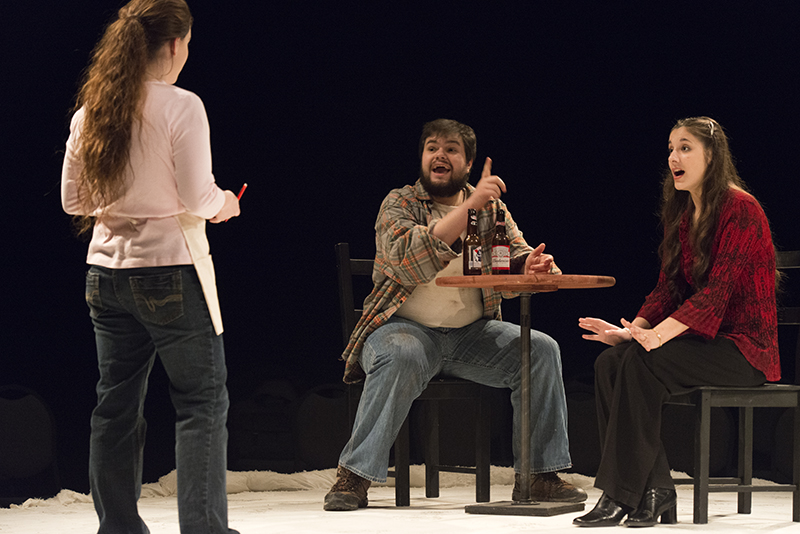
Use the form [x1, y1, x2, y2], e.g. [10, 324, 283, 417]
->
[658, 117, 747, 305]
[72, 0, 192, 233]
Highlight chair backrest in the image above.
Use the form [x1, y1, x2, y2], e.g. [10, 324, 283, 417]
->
[776, 251, 800, 384]
[336, 242, 374, 348]
[777, 251, 800, 324]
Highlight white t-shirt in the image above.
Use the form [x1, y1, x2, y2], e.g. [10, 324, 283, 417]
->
[394, 201, 483, 328]
[61, 81, 225, 268]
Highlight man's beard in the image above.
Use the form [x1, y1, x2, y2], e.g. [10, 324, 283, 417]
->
[419, 168, 471, 198]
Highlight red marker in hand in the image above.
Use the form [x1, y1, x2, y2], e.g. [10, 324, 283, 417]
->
[225, 183, 247, 222]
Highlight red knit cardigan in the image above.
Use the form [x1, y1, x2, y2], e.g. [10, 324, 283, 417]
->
[637, 189, 780, 381]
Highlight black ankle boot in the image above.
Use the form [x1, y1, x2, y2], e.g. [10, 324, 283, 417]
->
[573, 493, 632, 527]
[623, 487, 678, 527]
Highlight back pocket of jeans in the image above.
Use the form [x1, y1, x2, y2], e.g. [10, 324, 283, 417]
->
[130, 270, 184, 325]
[85, 270, 102, 317]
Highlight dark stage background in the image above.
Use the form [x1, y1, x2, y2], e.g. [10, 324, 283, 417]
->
[3, 1, 799, 494]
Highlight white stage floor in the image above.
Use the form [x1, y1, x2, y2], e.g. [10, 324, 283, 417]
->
[1, 467, 796, 533]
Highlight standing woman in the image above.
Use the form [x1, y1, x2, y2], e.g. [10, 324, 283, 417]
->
[576, 117, 779, 527]
[61, 1, 240, 533]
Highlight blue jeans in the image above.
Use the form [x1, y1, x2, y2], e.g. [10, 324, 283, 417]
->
[338, 316, 572, 482]
[85, 265, 235, 534]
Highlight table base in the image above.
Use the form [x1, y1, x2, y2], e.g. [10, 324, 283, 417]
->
[465, 500, 585, 516]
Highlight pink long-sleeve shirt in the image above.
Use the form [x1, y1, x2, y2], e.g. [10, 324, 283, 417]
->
[61, 80, 225, 268]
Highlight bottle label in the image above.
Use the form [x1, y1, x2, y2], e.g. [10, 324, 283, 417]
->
[468, 246, 482, 270]
[492, 245, 510, 271]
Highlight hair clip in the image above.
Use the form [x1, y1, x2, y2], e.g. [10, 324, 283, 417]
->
[708, 120, 715, 137]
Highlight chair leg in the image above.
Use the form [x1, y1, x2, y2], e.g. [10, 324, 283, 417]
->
[475, 386, 491, 502]
[693, 390, 712, 524]
[793, 401, 800, 522]
[738, 406, 754, 514]
[425, 401, 440, 498]
[394, 416, 411, 506]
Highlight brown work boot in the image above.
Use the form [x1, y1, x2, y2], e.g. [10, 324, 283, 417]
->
[512, 472, 588, 503]
[323, 466, 371, 511]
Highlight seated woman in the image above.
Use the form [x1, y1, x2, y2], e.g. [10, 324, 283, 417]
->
[575, 116, 780, 527]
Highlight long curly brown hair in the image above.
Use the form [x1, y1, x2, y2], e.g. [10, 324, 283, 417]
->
[72, 0, 192, 233]
[658, 117, 748, 305]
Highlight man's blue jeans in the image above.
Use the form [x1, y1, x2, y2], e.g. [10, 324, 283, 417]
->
[85, 265, 234, 534]
[338, 316, 572, 482]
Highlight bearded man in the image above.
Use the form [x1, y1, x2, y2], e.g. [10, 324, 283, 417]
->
[324, 119, 585, 511]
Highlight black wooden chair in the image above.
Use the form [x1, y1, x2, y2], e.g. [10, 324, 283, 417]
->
[668, 250, 800, 523]
[336, 242, 491, 507]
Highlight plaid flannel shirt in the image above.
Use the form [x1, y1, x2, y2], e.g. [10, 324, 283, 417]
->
[341, 179, 533, 384]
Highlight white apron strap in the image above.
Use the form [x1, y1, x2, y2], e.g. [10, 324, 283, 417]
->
[175, 212, 224, 335]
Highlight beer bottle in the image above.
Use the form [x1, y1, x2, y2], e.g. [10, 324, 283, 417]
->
[491, 209, 510, 275]
[463, 208, 482, 275]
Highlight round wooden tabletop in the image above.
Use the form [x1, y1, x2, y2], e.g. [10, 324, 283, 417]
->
[436, 273, 616, 293]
